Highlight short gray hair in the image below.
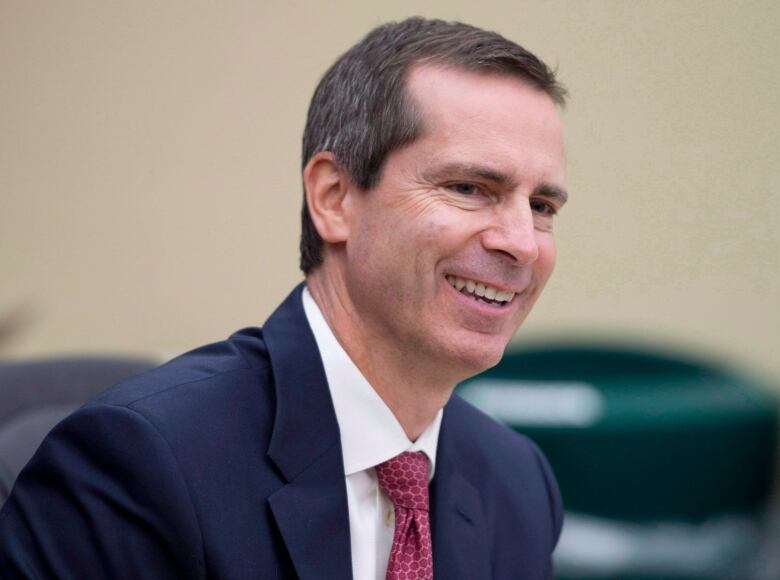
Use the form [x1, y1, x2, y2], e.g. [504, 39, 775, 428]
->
[300, 17, 566, 274]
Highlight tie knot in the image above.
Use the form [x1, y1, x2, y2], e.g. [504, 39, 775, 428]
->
[375, 451, 430, 511]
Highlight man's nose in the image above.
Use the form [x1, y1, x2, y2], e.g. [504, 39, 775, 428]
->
[479, 202, 539, 265]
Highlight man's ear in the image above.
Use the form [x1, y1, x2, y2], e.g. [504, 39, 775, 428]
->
[303, 152, 353, 244]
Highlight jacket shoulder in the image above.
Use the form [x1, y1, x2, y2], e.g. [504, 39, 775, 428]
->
[92, 326, 272, 410]
[0, 326, 283, 579]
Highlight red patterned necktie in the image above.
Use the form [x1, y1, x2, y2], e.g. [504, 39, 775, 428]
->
[375, 451, 433, 580]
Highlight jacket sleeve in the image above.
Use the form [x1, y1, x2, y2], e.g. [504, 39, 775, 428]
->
[0, 404, 205, 580]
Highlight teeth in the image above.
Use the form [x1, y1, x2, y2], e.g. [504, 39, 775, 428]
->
[446, 275, 515, 304]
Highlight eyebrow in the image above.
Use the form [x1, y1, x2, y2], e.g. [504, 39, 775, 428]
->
[422, 161, 569, 205]
[535, 183, 568, 206]
[422, 162, 518, 189]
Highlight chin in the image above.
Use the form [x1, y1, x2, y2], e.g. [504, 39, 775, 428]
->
[444, 338, 508, 381]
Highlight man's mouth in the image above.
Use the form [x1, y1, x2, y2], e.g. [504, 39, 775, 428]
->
[445, 275, 516, 307]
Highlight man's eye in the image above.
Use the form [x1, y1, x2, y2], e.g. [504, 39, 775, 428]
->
[531, 199, 557, 216]
[449, 183, 479, 195]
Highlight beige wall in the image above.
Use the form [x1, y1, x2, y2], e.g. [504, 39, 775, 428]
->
[2, 1, 779, 387]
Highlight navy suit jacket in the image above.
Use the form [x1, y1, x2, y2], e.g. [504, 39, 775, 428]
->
[0, 285, 563, 579]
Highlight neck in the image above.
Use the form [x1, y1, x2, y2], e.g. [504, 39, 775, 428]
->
[306, 268, 456, 441]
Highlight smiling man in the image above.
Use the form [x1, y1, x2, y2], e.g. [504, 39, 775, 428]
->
[0, 18, 566, 580]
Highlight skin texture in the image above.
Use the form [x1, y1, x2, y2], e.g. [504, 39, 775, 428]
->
[305, 65, 567, 439]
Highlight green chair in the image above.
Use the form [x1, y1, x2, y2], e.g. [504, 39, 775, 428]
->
[457, 342, 779, 579]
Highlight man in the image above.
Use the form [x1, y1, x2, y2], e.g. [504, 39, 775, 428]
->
[0, 17, 567, 579]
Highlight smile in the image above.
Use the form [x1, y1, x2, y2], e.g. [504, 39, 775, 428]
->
[445, 275, 515, 307]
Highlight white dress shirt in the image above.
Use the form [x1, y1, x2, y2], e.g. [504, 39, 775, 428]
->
[302, 287, 443, 580]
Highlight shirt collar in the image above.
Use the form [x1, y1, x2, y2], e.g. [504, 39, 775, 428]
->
[302, 286, 442, 480]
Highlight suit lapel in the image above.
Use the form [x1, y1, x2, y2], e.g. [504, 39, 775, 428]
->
[431, 407, 491, 580]
[268, 442, 352, 580]
[263, 285, 353, 580]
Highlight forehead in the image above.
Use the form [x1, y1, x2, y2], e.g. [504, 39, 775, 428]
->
[403, 65, 565, 182]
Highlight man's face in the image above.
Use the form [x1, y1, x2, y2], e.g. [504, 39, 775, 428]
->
[342, 65, 566, 378]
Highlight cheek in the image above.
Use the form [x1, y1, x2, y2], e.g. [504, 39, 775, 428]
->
[534, 236, 557, 286]
[417, 207, 479, 250]
[347, 218, 415, 297]
[388, 212, 446, 262]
